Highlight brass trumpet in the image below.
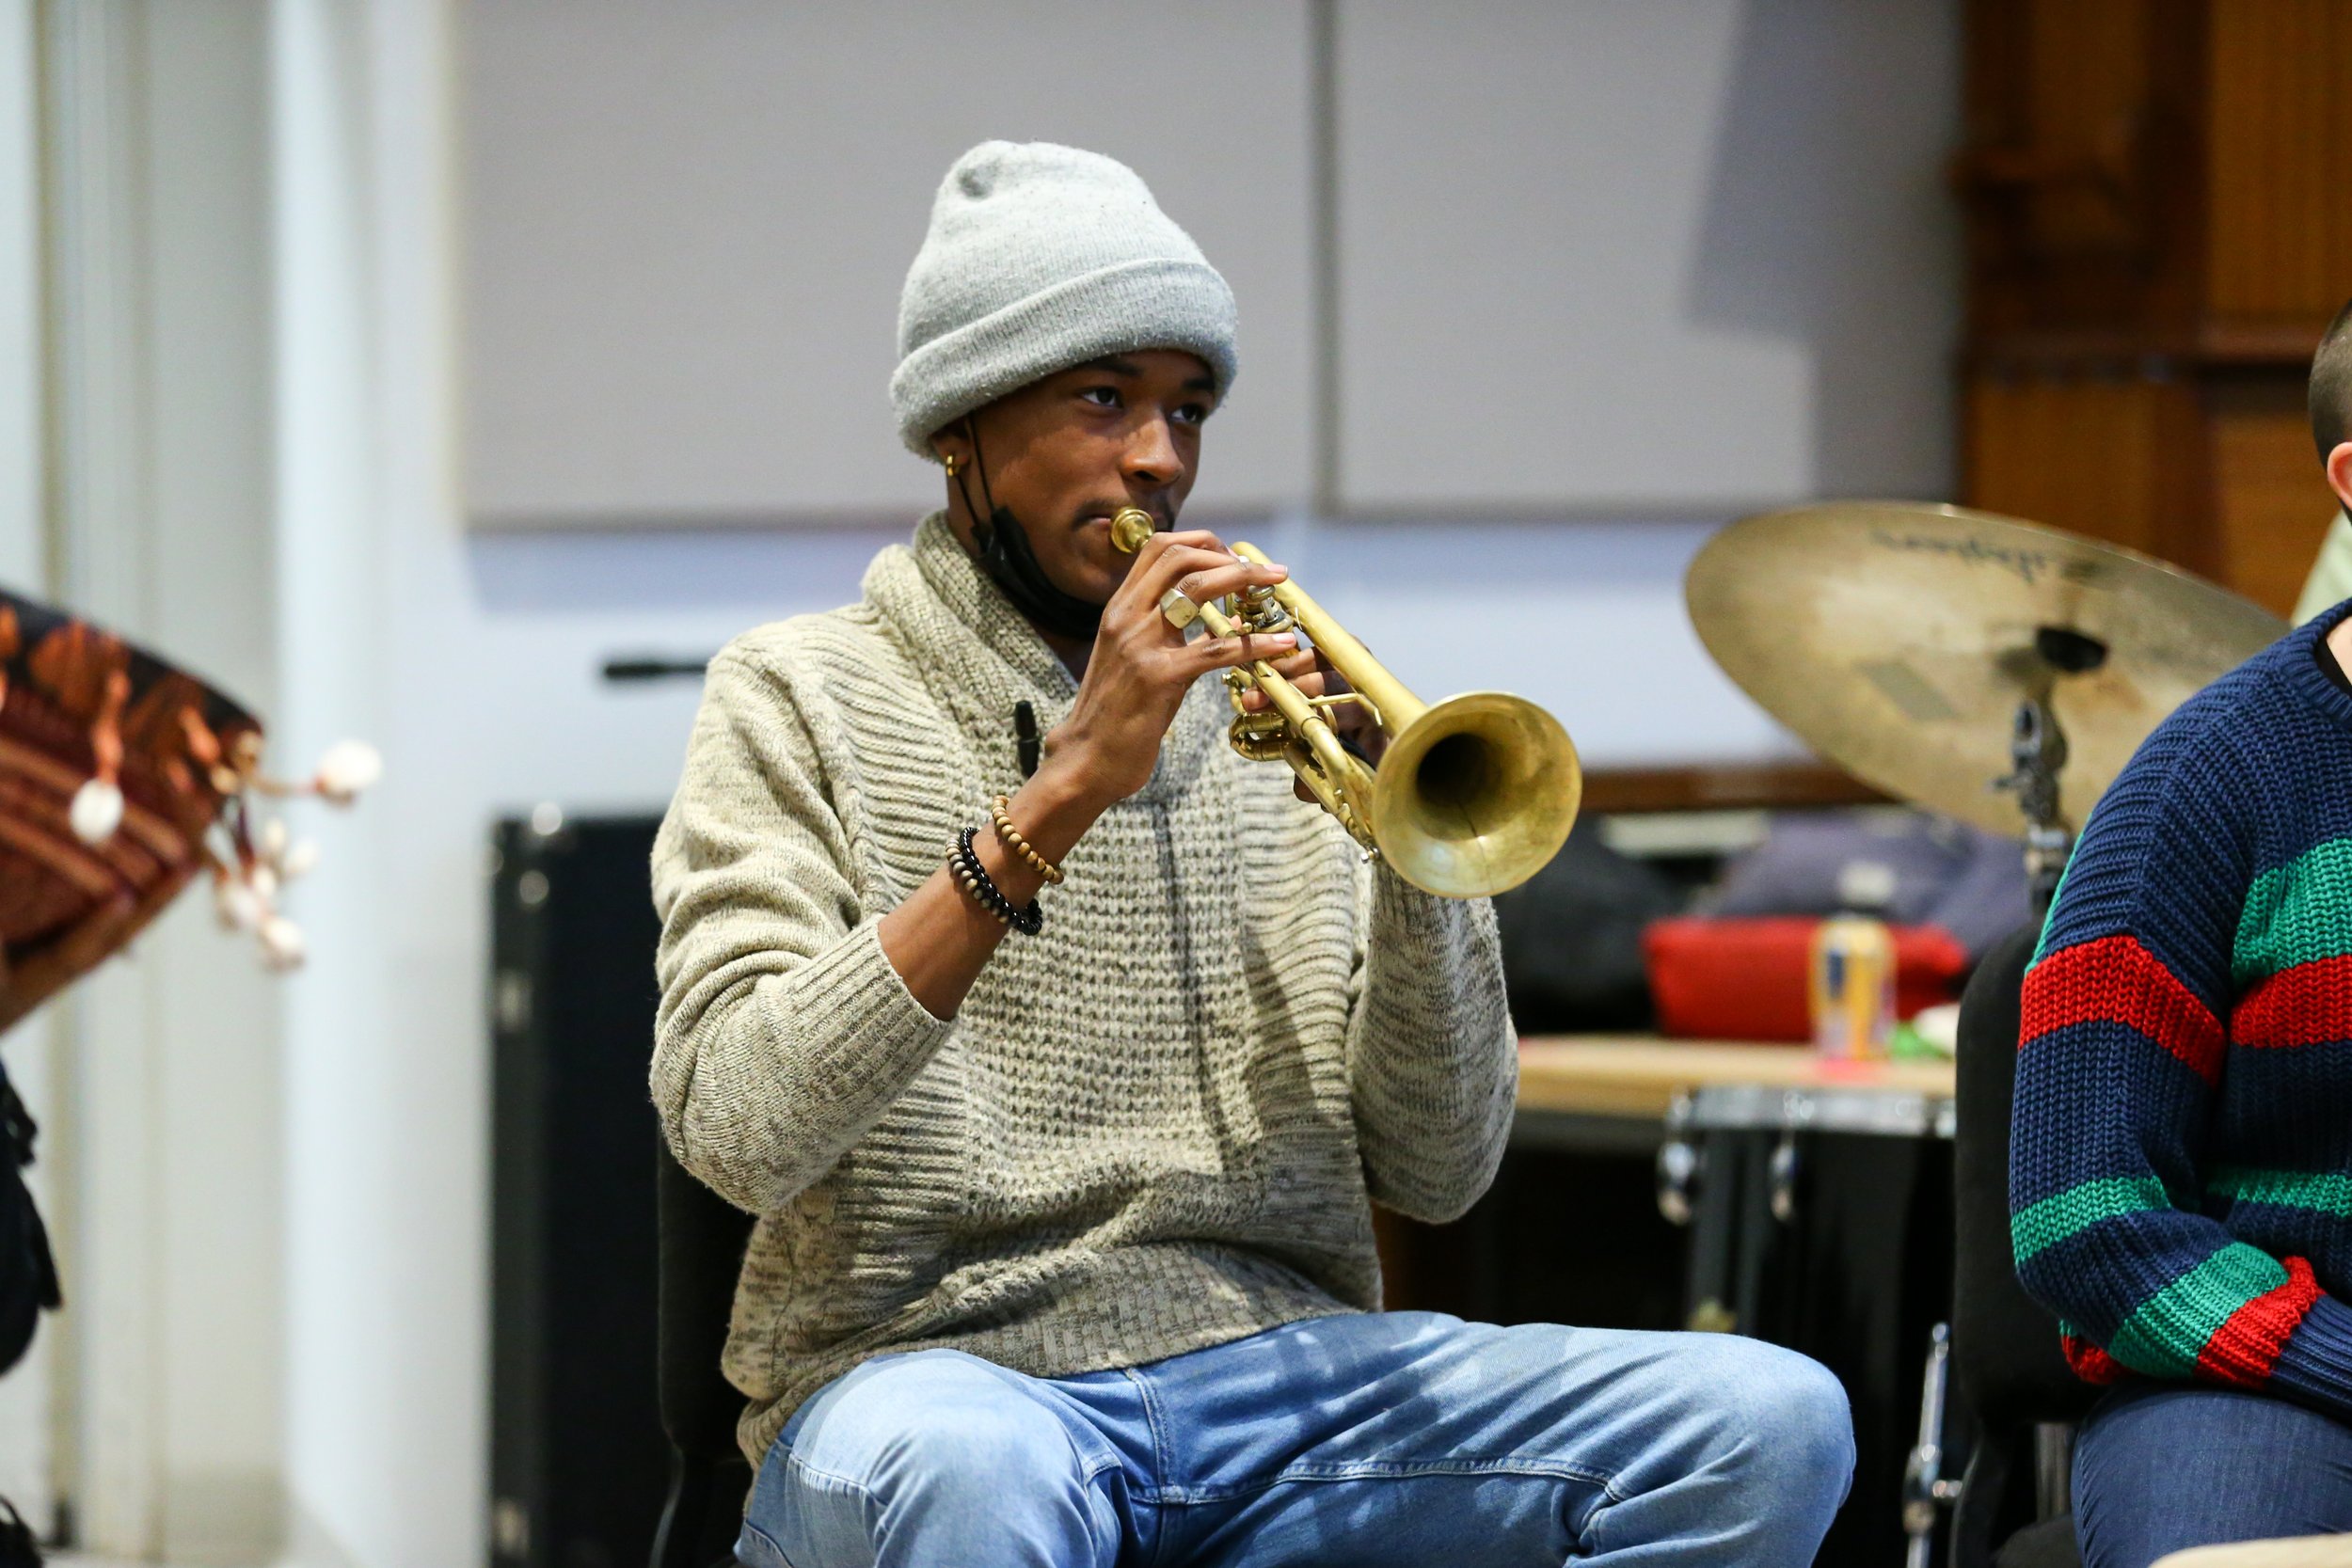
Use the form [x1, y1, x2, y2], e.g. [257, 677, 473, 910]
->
[1110, 508, 1581, 897]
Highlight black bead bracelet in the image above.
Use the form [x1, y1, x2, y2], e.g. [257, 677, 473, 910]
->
[949, 826, 1043, 936]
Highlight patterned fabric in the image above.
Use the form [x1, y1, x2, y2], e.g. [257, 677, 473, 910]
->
[651, 515, 1516, 1465]
[0, 588, 261, 1035]
[2013, 598, 2352, 1415]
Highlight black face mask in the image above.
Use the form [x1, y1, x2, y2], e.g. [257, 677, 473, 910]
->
[953, 422, 1110, 642]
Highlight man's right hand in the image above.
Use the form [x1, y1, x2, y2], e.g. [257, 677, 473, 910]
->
[1043, 529, 1293, 810]
[876, 531, 1290, 1022]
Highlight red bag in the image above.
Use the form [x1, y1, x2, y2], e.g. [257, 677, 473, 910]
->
[1641, 915, 1969, 1042]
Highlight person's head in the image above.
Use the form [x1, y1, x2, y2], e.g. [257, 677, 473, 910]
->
[2312, 296, 2352, 514]
[929, 350, 1219, 608]
[891, 142, 1237, 634]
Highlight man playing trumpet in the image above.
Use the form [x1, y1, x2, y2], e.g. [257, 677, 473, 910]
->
[652, 139, 1851, 1568]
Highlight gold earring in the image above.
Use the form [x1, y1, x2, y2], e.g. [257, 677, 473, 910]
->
[943, 452, 960, 477]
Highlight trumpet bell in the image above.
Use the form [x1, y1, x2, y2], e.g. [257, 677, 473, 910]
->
[1369, 692, 1582, 898]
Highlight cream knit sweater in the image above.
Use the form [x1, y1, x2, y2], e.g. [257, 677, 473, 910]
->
[650, 515, 1517, 1465]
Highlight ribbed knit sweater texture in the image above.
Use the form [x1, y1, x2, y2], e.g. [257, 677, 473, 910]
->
[2013, 599, 2352, 1417]
[651, 515, 1516, 1465]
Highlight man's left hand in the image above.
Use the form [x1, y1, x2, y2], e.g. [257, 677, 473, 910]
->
[1240, 646, 1390, 801]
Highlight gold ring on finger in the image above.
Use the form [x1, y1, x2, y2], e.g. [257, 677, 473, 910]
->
[1159, 587, 1200, 630]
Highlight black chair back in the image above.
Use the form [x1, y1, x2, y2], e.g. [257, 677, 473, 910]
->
[1950, 924, 2098, 1568]
[651, 1137, 758, 1568]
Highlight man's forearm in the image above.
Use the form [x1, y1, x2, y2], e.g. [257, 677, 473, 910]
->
[1347, 873, 1516, 1224]
[876, 756, 1104, 1018]
[654, 918, 954, 1212]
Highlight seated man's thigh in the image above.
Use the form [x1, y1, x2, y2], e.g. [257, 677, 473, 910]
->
[739, 1350, 1122, 1568]
[2074, 1384, 2352, 1568]
[1167, 1315, 1851, 1568]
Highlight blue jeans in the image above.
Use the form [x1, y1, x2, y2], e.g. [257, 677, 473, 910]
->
[737, 1311, 1853, 1567]
[2074, 1383, 2352, 1568]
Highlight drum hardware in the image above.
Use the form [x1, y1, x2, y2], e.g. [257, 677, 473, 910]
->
[1679, 1084, 1949, 1140]
[1660, 1086, 1954, 1242]
[1988, 623, 2111, 911]
[1110, 507, 1581, 896]
[1769, 1132, 1802, 1226]
[1994, 696, 2073, 915]
[1662, 1085, 1955, 1339]
[1655, 1120, 1700, 1227]
[2034, 1425, 2074, 1523]
[1664, 1074, 1961, 1563]
[1659, 1092, 1739, 1333]
[1903, 1323, 1963, 1568]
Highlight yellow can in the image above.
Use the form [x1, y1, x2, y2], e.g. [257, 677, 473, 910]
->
[1809, 862, 1899, 1060]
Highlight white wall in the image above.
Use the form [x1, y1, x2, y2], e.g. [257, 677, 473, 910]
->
[32, 3, 285, 1560]
[458, 0, 1317, 523]
[0, 0, 38, 590]
[459, 0, 1961, 525]
[0, 0, 54, 1535]
[139, 8, 287, 1553]
[1337, 1, 1961, 510]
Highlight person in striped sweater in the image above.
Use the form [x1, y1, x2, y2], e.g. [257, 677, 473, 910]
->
[2013, 296, 2352, 1568]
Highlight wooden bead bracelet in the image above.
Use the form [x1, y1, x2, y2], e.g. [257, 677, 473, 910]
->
[989, 796, 1064, 884]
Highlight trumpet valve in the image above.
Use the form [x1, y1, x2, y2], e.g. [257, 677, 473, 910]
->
[1233, 584, 1294, 634]
[1228, 709, 1292, 762]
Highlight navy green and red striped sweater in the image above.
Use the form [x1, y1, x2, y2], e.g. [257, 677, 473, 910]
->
[2013, 601, 2352, 1414]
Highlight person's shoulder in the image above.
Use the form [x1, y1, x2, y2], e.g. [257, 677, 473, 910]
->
[2071, 636, 2300, 873]
[2129, 671, 2249, 778]
[2125, 619, 2324, 785]
[707, 601, 902, 691]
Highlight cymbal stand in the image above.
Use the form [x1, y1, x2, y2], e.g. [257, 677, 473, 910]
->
[1994, 696, 2072, 917]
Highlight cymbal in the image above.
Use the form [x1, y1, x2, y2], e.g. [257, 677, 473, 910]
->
[1686, 502, 2288, 837]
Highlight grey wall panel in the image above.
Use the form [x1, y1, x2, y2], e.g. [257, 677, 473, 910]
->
[1334, 0, 1961, 513]
[459, 0, 1314, 526]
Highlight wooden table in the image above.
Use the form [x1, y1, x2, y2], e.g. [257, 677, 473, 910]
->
[2154, 1540, 2352, 1568]
[1517, 1035, 1956, 1122]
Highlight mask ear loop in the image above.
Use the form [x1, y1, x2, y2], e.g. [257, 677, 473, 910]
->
[951, 419, 997, 550]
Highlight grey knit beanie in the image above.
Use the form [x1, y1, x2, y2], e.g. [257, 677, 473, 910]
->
[892, 141, 1238, 456]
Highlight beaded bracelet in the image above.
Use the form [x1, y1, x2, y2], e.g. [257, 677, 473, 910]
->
[949, 827, 1043, 936]
[989, 796, 1065, 884]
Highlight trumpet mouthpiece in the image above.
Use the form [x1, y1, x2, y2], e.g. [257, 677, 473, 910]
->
[1109, 508, 1156, 554]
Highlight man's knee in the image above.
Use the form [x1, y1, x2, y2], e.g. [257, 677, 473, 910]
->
[1696, 1338, 1855, 1504]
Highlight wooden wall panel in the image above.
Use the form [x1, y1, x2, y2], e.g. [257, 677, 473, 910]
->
[1963, 373, 2197, 560]
[1962, 0, 2346, 600]
[2206, 378, 2338, 614]
[1957, 0, 2201, 339]
[2023, 0, 2152, 257]
[2206, 0, 2352, 324]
